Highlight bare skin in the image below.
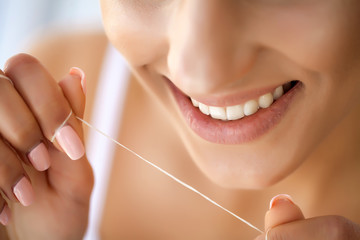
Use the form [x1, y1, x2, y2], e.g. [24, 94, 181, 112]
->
[0, 32, 107, 240]
[25, 32, 360, 239]
[0, 0, 360, 239]
[100, 49, 360, 239]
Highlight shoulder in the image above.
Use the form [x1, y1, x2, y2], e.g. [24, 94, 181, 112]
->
[27, 30, 108, 82]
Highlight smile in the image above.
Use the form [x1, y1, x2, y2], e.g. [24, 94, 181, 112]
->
[190, 82, 296, 121]
[168, 79, 303, 144]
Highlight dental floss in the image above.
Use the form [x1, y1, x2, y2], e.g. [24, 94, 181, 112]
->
[266, 229, 270, 240]
[76, 116, 264, 234]
[51, 110, 73, 142]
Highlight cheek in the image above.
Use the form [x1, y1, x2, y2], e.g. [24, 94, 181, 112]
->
[249, 2, 360, 73]
[101, 3, 168, 67]
[250, 1, 360, 119]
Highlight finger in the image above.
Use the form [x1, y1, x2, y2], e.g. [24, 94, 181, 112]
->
[0, 72, 13, 86]
[59, 67, 86, 118]
[5, 54, 92, 204]
[0, 198, 11, 226]
[0, 70, 51, 171]
[0, 138, 35, 206]
[4, 53, 85, 160]
[52, 68, 93, 203]
[265, 194, 305, 231]
[255, 215, 360, 240]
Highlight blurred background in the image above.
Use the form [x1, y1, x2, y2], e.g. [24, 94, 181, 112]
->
[0, 0, 103, 67]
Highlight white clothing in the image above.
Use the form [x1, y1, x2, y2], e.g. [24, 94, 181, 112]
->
[83, 44, 130, 240]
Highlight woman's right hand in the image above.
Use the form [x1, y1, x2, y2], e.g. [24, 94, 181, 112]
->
[0, 53, 93, 240]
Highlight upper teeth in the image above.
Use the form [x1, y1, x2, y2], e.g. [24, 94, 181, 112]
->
[191, 85, 284, 121]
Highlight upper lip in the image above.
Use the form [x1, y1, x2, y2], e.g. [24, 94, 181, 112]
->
[173, 81, 284, 107]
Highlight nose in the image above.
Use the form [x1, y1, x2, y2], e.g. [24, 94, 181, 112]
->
[167, 0, 257, 96]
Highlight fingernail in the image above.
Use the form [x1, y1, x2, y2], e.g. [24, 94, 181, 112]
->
[55, 125, 85, 160]
[13, 176, 35, 207]
[0, 204, 10, 225]
[27, 142, 51, 171]
[269, 194, 294, 209]
[69, 67, 86, 94]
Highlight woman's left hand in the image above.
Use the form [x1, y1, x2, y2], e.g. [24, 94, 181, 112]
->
[255, 194, 360, 240]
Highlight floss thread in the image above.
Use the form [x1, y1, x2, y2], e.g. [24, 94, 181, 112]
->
[51, 110, 73, 142]
[76, 116, 264, 234]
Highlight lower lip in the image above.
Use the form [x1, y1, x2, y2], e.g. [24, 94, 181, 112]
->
[168, 80, 303, 144]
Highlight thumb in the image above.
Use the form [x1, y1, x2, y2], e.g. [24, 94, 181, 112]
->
[46, 67, 93, 202]
[58, 67, 86, 118]
[265, 194, 305, 232]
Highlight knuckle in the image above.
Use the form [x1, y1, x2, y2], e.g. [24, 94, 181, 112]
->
[4, 53, 40, 74]
[10, 120, 39, 149]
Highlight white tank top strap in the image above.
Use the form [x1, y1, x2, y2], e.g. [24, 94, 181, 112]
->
[83, 44, 130, 240]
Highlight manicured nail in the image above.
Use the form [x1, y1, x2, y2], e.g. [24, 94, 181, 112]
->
[13, 177, 35, 207]
[69, 67, 86, 94]
[0, 204, 10, 225]
[27, 142, 51, 171]
[269, 194, 294, 209]
[55, 125, 85, 160]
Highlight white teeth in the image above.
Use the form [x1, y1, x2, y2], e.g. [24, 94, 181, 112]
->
[243, 100, 259, 116]
[273, 86, 284, 100]
[226, 105, 244, 120]
[258, 93, 273, 109]
[190, 83, 288, 120]
[209, 106, 227, 120]
[199, 103, 210, 115]
[191, 98, 199, 107]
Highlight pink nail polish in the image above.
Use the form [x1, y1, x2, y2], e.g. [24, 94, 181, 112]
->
[55, 125, 85, 160]
[0, 205, 10, 225]
[69, 67, 86, 95]
[13, 177, 35, 207]
[27, 142, 51, 171]
[269, 194, 294, 209]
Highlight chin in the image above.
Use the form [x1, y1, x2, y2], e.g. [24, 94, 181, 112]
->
[183, 139, 302, 190]
[214, 170, 290, 190]
[202, 163, 294, 190]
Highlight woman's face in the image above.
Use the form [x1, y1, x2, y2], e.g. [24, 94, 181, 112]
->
[100, 0, 360, 189]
